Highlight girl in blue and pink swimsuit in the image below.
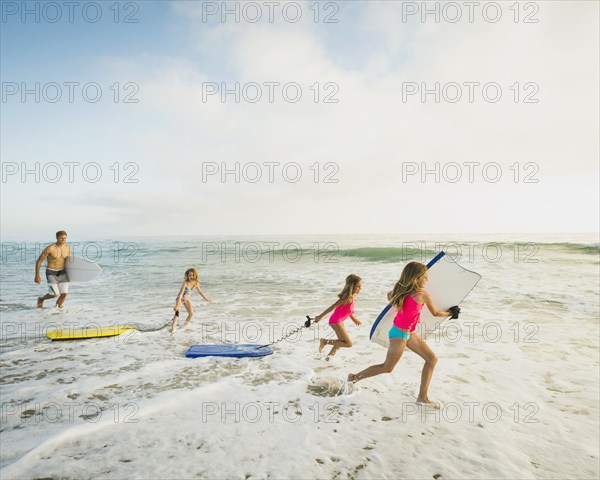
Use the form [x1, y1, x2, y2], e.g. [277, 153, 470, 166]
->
[170, 268, 212, 333]
[314, 274, 363, 360]
[348, 262, 455, 406]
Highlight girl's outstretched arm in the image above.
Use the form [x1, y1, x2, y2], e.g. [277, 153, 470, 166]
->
[315, 299, 344, 323]
[196, 284, 211, 302]
[350, 314, 362, 326]
[421, 291, 451, 317]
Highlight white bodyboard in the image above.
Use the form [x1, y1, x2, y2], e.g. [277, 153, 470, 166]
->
[65, 256, 102, 283]
[369, 252, 481, 348]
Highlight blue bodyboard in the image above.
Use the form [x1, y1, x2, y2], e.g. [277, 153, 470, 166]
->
[186, 344, 273, 358]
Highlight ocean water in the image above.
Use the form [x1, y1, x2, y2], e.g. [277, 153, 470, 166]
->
[0, 234, 598, 479]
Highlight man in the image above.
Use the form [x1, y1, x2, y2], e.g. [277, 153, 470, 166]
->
[35, 230, 71, 308]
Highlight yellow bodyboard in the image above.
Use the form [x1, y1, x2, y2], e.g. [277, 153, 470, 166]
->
[46, 325, 135, 341]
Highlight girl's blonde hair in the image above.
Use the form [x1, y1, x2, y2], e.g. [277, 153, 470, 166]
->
[338, 274, 362, 303]
[184, 268, 199, 283]
[389, 262, 428, 310]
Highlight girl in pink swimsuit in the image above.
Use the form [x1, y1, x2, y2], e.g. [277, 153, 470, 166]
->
[314, 274, 362, 360]
[347, 262, 456, 406]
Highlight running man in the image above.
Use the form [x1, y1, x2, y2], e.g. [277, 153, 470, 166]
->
[35, 230, 71, 308]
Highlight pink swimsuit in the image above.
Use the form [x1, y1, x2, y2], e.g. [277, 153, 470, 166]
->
[329, 299, 355, 325]
[393, 295, 424, 332]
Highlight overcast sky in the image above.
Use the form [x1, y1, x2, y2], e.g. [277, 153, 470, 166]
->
[1, 1, 598, 239]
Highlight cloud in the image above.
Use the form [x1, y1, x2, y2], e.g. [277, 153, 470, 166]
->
[2, 1, 598, 236]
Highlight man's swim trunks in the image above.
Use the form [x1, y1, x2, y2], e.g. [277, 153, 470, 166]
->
[46, 268, 69, 295]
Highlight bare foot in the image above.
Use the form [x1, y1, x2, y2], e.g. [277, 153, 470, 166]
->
[37, 297, 44, 308]
[347, 373, 359, 383]
[416, 398, 440, 409]
[326, 347, 338, 361]
[319, 339, 327, 353]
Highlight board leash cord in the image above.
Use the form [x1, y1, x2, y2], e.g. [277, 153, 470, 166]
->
[125, 320, 172, 333]
[256, 315, 313, 350]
